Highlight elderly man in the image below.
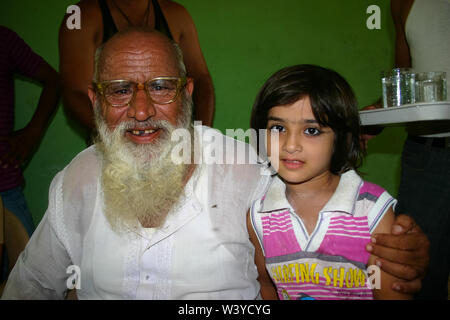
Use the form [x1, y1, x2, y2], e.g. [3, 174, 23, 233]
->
[2, 29, 428, 299]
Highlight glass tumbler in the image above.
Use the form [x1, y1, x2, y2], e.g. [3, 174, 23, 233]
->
[415, 71, 447, 103]
[381, 68, 416, 107]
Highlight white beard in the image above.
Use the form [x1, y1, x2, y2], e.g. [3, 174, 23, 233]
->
[94, 98, 193, 233]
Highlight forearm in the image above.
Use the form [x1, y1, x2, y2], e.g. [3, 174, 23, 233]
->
[26, 75, 60, 134]
[369, 259, 412, 300]
[259, 282, 278, 300]
[1, 255, 65, 300]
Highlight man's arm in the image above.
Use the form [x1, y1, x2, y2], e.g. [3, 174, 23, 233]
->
[0, 60, 60, 168]
[391, 0, 413, 68]
[58, 0, 100, 129]
[1, 218, 70, 299]
[1, 173, 73, 299]
[366, 214, 429, 294]
[169, 2, 215, 126]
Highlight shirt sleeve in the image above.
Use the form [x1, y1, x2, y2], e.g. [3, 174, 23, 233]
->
[368, 191, 398, 234]
[4, 27, 43, 78]
[1, 172, 72, 300]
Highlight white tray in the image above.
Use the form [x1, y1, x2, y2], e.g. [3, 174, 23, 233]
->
[359, 101, 450, 126]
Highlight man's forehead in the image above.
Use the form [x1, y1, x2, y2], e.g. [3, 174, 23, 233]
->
[104, 31, 170, 51]
[99, 33, 178, 79]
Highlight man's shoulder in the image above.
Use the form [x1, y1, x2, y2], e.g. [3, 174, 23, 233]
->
[61, 145, 101, 186]
[67, 145, 99, 167]
[195, 125, 261, 167]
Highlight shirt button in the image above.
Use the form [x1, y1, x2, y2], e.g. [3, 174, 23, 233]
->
[145, 275, 150, 280]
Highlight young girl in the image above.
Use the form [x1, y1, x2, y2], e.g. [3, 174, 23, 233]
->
[247, 64, 411, 300]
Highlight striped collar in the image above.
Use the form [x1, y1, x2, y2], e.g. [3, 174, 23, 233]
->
[259, 170, 363, 216]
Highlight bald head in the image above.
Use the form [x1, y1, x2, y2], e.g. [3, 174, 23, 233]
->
[93, 28, 186, 82]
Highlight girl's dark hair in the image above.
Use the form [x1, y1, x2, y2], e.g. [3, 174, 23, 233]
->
[250, 64, 363, 174]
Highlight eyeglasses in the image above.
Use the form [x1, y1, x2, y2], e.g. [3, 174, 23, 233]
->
[94, 77, 187, 107]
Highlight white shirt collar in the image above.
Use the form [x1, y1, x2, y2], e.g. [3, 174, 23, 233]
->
[259, 170, 363, 216]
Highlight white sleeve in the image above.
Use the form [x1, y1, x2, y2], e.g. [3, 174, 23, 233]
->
[1, 172, 72, 300]
[368, 191, 398, 234]
[249, 199, 266, 257]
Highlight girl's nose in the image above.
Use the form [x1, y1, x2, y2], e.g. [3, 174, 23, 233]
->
[283, 131, 302, 153]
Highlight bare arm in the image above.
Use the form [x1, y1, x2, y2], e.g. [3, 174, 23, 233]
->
[369, 208, 412, 299]
[246, 210, 278, 300]
[58, 0, 100, 129]
[391, 0, 412, 68]
[0, 61, 60, 168]
[366, 213, 429, 294]
[168, 2, 215, 126]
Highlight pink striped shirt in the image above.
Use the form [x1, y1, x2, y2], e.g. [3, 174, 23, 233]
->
[250, 170, 396, 300]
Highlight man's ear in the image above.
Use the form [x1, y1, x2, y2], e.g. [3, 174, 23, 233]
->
[185, 77, 194, 98]
[87, 84, 97, 110]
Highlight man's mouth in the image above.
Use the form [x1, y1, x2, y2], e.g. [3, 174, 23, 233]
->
[125, 127, 162, 144]
[129, 129, 158, 136]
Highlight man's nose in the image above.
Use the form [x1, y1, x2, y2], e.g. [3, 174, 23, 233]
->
[127, 88, 156, 121]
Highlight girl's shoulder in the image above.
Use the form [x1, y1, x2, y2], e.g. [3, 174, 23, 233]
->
[354, 177, 397, 233]
[357, 179, 389, 201]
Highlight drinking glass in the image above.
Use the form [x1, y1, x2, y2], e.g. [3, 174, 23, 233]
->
[381, 68, 415, 107]
[415, 71, 447, 103]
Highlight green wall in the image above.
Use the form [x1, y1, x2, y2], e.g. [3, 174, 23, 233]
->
[1, 0, 406, 225]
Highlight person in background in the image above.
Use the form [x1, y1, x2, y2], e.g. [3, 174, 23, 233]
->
[0, 26, 60, 282]
[59, 0, 214, 142]
[361, 0, 449, 299]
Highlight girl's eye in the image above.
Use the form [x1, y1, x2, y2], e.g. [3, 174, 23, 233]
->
[304, 127, 321, 136]
[269, 124, 285, 133]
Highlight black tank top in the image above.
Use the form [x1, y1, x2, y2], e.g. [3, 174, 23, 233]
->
[98, 0, 174, 43]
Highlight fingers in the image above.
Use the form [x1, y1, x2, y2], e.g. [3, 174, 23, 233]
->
[0, 154, 19, 169]
[373, 256, 421, 281]
[391, 214, 416, 234]
[392, 278, 422, 294]
[0, 145, 25, 168]
[0, 134, 34, 168]
[361, 104, 379, 111]
[373, 219, 430, 250]
[367, 234, 429, 276]
[371, 232, 423, 250]
[367, 239, 419, 263]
